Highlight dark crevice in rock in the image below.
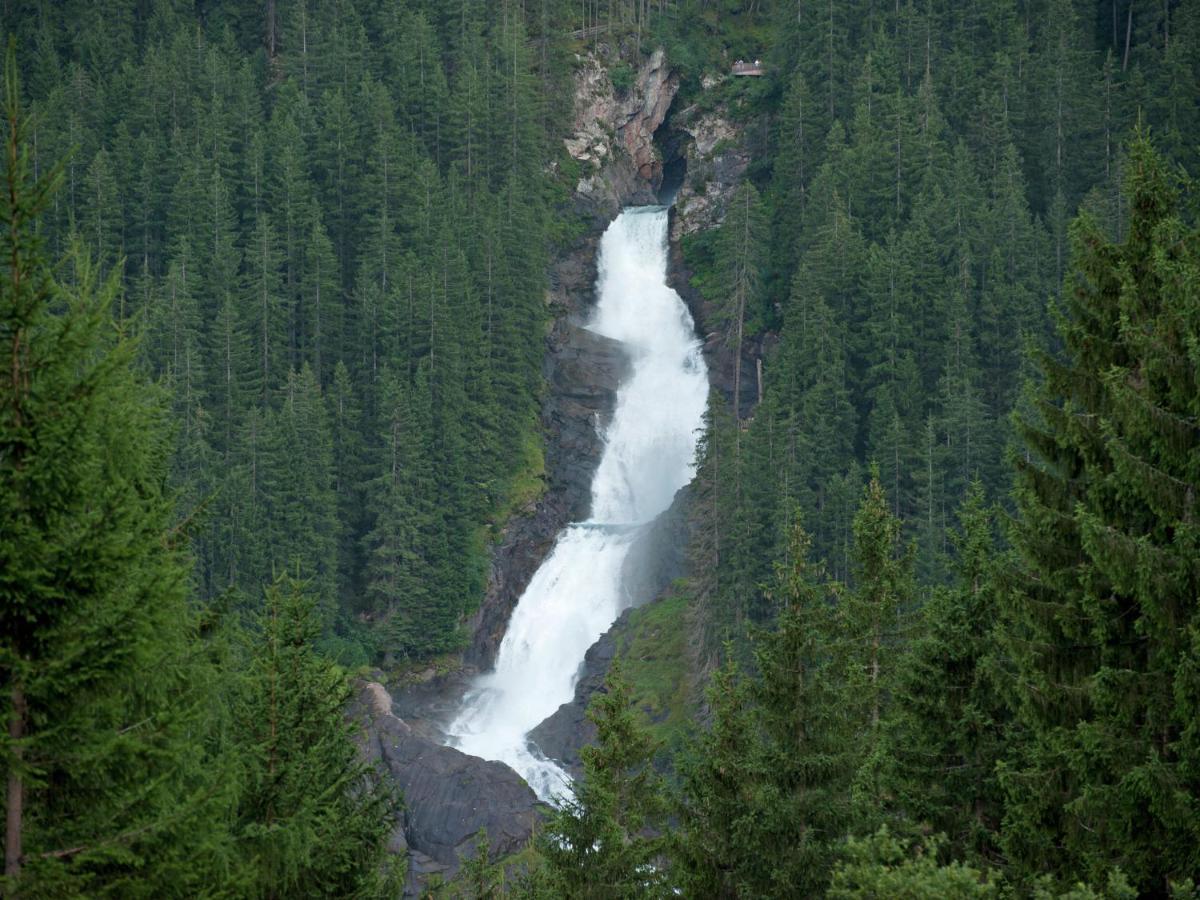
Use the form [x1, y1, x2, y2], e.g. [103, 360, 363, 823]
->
[654, 96, 692, 205]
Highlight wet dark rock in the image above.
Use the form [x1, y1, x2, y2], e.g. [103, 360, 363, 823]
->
[463, 232, 629, 674]
[527, 612, 620, 778]
[353, 682, 545, 896]
[528, 485, 693, 776]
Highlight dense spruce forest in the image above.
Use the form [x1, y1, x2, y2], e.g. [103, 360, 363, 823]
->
[4, 0, 582, 667]
[2, 0, 1199, 897]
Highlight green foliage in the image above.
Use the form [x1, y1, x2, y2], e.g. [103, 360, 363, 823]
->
[678, 116, 1200, 898]
[609, 62, 634, 95]
[441, 829, 504, 899]
[2, 0, 579, 665]
[539, 661, 669, 898]
[675, 506, 902, 897]
[0, 42, 402, 898]
[828, 828, 1000, 898]
[229, 577, 402, 898]
[998, 136, 1200, 892]
[881, 482, 1008, 862]
[614, 590, 692, 754]
[0, 50, 227, 895]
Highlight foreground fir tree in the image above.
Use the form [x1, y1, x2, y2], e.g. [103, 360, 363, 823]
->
[881, 481, 1008, 861]
[231, 577, 402, 898]
[0, 49, 227, 896]
[537, 660, 668, 898]
[843, 473, 915, 824]
[674, 524, 856, 898]
[828, 827, 1000, 899]
[999, 136, 1200, 892]
[671, 657, 761, 898]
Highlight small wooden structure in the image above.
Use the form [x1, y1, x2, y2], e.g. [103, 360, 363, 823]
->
[732, 59, 765, 76]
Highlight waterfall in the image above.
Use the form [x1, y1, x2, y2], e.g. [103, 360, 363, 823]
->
[445, 206, 708, 802]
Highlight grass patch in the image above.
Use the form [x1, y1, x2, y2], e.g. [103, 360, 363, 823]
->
[618, 589, 693, 757]
[460, 422, 547, 626]
[499, 427, 547, 521]
[386, 649, 466, 688]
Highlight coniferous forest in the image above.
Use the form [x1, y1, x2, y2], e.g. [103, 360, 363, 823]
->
[2, 0, 1199, 897]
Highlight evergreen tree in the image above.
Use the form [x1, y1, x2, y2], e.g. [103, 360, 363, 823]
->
[998, 136, 1200, 892]
[882, 481, 1007, 861]
[843, 473, 915, 822]
[713, 181, 766, 419]
[675, 524, 857, 897]
[671, 659, 761, 898]
[540, 660, 668, 898]
[229, 576, 402, 898]
[0, 54, 227, 895]
[828, 828, 1000, 898]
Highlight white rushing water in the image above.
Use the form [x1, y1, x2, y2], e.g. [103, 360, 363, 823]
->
[445, 206, 708, 802]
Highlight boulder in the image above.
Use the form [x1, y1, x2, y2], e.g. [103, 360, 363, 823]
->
[353, 682, 545, 895]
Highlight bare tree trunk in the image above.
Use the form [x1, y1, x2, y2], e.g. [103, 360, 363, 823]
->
[871, 633, 880, 727]
[266, 0, 278, 60]
[732, 295, 743, 421]
[6, 683, 26, 888]
[1123, 1, 1133, 71]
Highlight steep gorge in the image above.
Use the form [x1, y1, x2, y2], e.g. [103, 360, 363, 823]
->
[360, 45, 719, 889]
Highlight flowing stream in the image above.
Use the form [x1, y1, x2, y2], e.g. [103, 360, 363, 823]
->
[445, 206, 708, 802]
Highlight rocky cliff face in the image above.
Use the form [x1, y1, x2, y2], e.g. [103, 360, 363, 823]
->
[566, 47, 680, 220]
[661, 82, 760, 416]
[463, 237, 627, 672]
[669, 98, 750, 241]
[353, 682, 544, 895]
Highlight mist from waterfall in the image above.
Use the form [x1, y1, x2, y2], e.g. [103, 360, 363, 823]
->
[444, 206, 708, 802]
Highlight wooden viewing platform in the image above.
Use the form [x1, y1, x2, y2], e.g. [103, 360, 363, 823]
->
[732, 60, 765, 76]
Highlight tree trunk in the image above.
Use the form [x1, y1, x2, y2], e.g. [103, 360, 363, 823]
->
[6, 682, 26, 887]
[732, 299, 743, 421]
[1123, 2, 1133, 71]
[266, 0, 278, 60]
[870, 632, 880, 727]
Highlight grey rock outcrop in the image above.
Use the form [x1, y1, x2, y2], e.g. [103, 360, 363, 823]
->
[463, 233, 628, 673]
[566, 47, 680, 219]
[669, 102, 750, 241]
[353, 682, 545, 894]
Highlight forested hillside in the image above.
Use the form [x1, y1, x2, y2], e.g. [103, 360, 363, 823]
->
[0, 0, 586, 894]
[673, 0, 1199, 647]
[526, 1, 1200, 897]
[3, 0, 587, 665]
[3, 0, 1199, 896]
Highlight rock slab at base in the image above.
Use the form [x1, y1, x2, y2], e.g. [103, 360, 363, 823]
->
[353, 682, 544, 894]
